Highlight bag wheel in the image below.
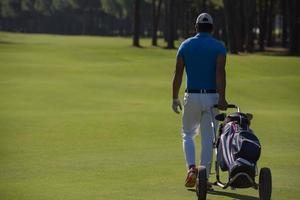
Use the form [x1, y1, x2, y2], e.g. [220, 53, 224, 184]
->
[259, 167, 272, 200]
[196, 166, 207, 200]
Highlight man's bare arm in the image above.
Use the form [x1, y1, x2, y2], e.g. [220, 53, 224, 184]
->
[172, 57, 185, 99]
[216, 54, 228, 110]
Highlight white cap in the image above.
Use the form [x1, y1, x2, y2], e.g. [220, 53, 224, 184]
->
[196, 13, 213, 24]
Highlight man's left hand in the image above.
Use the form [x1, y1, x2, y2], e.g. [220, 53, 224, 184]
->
[172, 98, 182, 114]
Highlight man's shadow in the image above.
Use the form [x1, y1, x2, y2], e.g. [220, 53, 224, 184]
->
[188, 189, 259, 200]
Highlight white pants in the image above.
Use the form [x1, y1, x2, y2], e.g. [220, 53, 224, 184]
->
[181, 93, 219, 177]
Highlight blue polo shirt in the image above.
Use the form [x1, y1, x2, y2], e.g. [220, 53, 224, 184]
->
[177, 33, 226, 90]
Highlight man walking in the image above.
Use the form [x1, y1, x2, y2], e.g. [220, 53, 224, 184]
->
[172, 13, 228, 188]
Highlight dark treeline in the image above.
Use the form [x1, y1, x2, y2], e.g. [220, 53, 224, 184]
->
[0, 0, 299, 54]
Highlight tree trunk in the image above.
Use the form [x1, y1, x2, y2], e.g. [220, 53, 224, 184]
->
[184, 5, 190, 38]
[237, 0, 244, 52]
[267, 0, 275, 46]
[167, 0, 175, 49]
[244, 0, 256, 52]
[152, 0, 157, 45]
[133, 0, 141, 47]
[152, 0, 162, 46]
[223, 0, 238, 54]
[281, 0, 288, 47]
[259, 0, 267, 51]
[289, 0, 300, 54]
[163, 1, 168, 42]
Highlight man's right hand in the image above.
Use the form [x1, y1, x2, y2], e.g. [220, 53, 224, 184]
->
[172, 98, 182, 114]
[217, 98, 228, 110]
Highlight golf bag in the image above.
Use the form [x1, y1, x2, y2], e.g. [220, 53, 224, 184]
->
[217, 112, 261, 186]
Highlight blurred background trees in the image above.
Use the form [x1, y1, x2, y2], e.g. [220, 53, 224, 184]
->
[0, 0, 299, 54]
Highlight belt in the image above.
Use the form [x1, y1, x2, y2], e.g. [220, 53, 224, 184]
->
[185, 89, 217, 93]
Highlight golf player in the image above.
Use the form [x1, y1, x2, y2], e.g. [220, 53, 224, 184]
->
[172, 13, 228, 188]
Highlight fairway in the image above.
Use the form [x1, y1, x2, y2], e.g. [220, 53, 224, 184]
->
[0, 32, 300, 200]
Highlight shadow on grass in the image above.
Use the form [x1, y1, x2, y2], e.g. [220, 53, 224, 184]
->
[0, 41, 21, 45]
[187, 188, 259, 200]
[0, 40, 49, 45]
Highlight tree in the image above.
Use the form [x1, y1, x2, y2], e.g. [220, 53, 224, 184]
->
[34, 0, 52, 16]
[166, 0, 175, 49]
[1, 0, 21, 19]
[266, 0, 275, 46]
[223, 0, 238, 54]
[243, 0, 256, 52]
[102, 0, 132, 35]
[151, 0, 162, 46]
[71, 0, 101, 34]
[133, 0, 141, 47]
[289, 0, 300, 54]
[259, 0, 268, 51]
[281, 0, 288, 47]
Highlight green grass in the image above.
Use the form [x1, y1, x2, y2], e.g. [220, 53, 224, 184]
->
[0, 32, 299, 200]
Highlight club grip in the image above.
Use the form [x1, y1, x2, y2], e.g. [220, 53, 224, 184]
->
[213, 104, 237, 109]
[227, 104, 238, 108]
